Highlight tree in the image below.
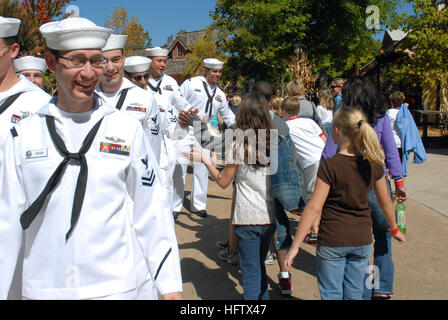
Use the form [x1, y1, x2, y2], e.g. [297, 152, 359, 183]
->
[104, 5, 151, 56]
[211, 0, 400, 89]
[20, 0, 73, 55]
[1, 0, 73, 93]
[388, 0, 448, 88]
[183, 27, 225, 77]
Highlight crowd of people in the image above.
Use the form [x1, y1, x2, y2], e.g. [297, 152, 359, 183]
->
[0, 15, 425, 300]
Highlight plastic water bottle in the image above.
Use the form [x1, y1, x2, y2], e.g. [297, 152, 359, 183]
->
[395, 201, 407, 235]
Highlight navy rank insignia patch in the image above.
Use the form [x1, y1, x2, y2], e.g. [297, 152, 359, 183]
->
[141, 156, 156, 187]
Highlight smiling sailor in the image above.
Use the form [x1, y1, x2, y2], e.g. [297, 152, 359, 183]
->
[95, 35, 166, 165]
[0, 17, 183, 300]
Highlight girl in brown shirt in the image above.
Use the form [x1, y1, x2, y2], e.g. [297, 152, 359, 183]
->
[284, 107, 405, 300]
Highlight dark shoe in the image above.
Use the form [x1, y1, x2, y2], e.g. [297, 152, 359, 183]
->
[216, 240, 229, 249]
[278, 273, 293, 295]
[173, 211, 181, 220]
[194, 210, 208, 218]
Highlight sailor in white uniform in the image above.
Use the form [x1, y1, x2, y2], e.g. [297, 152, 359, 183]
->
[0, 17, 51, 125]
[145, 47, 197, 220]
[146, 46, 192, 112]
[95, 36, 164, 165]
[14, 56, 48, 89]
[173, 58, 236, 218]
[124, 55, 151, 91]
[0, 17, 183, 300]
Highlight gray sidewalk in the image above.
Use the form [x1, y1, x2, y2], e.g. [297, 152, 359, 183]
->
[405, 148, 448, 218]
[174, 148, 448, 300]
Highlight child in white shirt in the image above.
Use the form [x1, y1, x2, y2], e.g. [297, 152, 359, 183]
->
[316, 88, 334, 136]
[281, 97, 327, 243]
[387, 91, 406, 161]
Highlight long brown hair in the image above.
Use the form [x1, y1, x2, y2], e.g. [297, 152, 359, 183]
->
[318, 88, 334, 111]
[232, 92, 274, 168]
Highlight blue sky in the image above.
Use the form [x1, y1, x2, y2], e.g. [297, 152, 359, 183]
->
[64, 0, 414, 47]
[64, 0, 216, 46]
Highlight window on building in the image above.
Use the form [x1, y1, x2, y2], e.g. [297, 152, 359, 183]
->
[178, 46, 184, 58]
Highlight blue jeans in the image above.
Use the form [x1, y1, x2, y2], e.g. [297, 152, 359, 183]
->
[363, 179, 395, 299]
[317, 244, 373, 300]
[234, 224, 276, 300]
[273, 200, 292, 251]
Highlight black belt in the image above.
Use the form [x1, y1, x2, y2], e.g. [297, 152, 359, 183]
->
[202, 81, 216, 119]
[20, 115, 104, 241]
[148, 80, 162, 94]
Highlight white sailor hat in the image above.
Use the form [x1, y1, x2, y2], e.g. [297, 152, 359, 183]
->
[14, 56, 48, 73]
[203, 58, 224, 70]
[0, 16, 21, 38]
[145, 46, 169, 57]
[124, 56, 152, 73]
[102, 34, 128, 52]
[39, 17, 112, 51]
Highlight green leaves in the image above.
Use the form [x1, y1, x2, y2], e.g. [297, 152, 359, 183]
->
[212, 0, 399, 87]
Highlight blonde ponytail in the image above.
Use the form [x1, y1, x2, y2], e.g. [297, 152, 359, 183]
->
[333, 108, 385, 165]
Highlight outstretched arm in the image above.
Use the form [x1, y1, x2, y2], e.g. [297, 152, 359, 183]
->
[185, 148, 237, 189]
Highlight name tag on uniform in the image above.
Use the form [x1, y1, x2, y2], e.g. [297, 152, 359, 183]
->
[126, 106, 147, 113]
[26, 149, 48, 159]
[100, 142, 130, 156]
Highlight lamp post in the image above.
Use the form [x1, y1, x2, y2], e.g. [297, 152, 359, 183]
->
[295, 40, 303, 61]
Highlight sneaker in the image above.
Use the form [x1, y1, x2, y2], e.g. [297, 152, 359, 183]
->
[218, 248, 239, 265]
[216, 240, 229, 249]
[305, 233, 318, 247]
[278, 273, 293, 295]
[264, 253, 275, 265]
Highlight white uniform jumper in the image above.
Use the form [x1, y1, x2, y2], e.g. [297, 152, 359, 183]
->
[95, 80, 184, 299]
[0, 76, 51, 300]
[0, 76, 51, 124]
[148, 75, 190, 213]
[173, 75, 236, 213]
[147, 74, 191, 112]
[95, 78, 163, 165]
[0, 100, 182, 300]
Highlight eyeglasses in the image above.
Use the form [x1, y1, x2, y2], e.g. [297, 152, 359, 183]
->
[132, 73, 150, 81]
[55, 54, 107, 69]
[330, 85, 341, 89]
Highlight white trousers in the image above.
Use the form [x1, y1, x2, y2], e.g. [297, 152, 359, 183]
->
[172, 135, 210, 212]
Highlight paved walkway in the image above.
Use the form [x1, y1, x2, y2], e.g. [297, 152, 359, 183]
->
[174, 149, 448, 300]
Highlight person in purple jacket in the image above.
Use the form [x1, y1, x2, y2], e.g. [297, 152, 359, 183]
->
[321, 76, 408, 300]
